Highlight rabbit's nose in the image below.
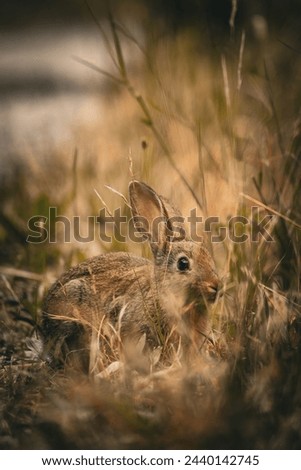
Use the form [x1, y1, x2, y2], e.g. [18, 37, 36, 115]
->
[206, 281, 222, 302]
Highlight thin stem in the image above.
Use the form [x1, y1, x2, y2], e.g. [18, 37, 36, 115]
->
[72, 55, 125, 85]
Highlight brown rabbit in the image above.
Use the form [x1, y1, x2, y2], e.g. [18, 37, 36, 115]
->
[42, 181, 221, 369]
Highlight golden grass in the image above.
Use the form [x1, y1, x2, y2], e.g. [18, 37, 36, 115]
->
[0, 8, 300, 449]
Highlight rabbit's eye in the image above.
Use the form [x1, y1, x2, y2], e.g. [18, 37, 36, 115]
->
[177, 256, 190, 272]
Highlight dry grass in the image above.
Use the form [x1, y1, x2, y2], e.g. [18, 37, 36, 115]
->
[0, 7, 300, 450]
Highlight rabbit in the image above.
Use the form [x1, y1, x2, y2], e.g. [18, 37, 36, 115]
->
[41, 181, 221, 369]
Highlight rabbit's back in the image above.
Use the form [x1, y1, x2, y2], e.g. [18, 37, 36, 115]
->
[41, 252, 158, 362]
[43, 252, 153, 321]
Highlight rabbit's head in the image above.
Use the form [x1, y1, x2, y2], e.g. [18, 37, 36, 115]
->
[129, 181, 221, 320]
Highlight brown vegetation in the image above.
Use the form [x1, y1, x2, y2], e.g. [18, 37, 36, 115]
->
[0, 3, 300, 449]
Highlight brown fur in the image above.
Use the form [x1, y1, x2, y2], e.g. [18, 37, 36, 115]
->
[42, 181, 221, 368]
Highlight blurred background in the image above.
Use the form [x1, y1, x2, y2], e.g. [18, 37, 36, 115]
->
[1, 0, 300, 276]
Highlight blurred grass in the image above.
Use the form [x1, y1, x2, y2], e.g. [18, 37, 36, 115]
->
[0, 4, 301, 449]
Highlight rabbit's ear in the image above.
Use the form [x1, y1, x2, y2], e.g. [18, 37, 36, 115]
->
[129, 181, 187, 254]
[158, 196, 187, 241]
[129, 181, 168, 252]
